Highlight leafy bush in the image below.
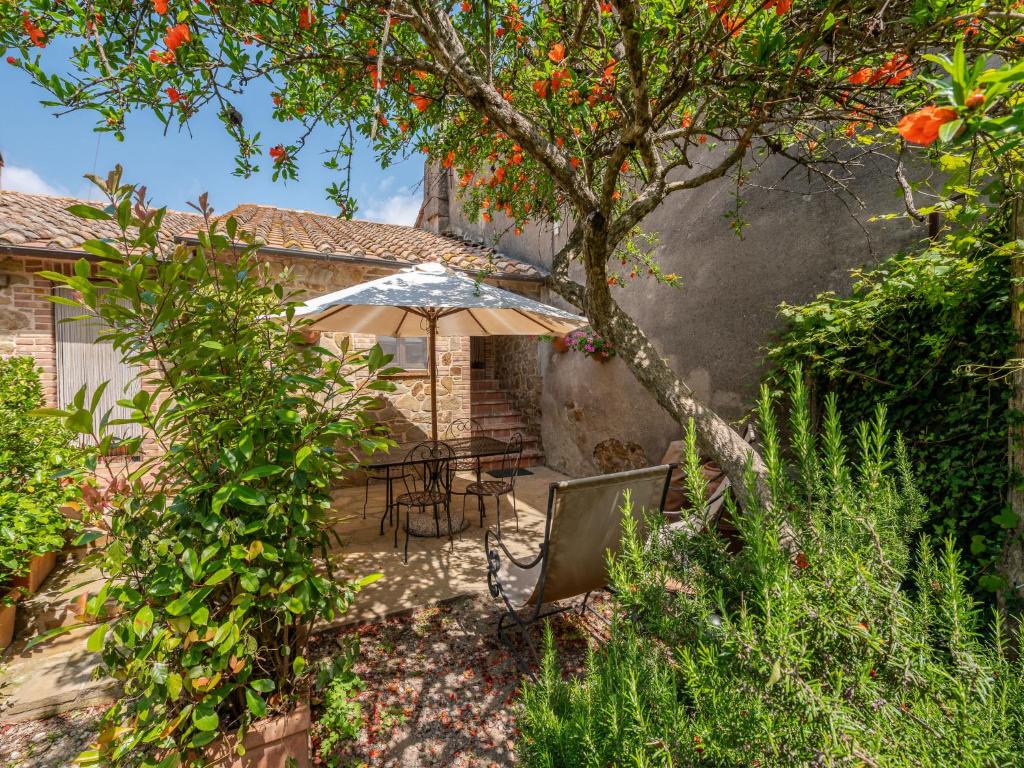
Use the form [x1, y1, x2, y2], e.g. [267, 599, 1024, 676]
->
[767, 225, 1013, 596]
[313, 637, 365, 765]
[39, 168, 395, 766]
[0, 356, 83, 585]
[518, 372, 1024, 767]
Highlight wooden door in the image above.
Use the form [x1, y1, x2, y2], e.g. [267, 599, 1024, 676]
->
[53, 288, 142, 445]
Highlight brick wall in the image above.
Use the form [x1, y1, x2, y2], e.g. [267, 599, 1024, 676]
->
[0, 252, 73, 406]
[0, 251, 475, 443]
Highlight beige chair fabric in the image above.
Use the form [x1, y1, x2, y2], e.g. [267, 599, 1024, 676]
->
[500, 465, 672, 609]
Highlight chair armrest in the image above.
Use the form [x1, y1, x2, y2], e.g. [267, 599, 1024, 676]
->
[484, 528, 545, 570]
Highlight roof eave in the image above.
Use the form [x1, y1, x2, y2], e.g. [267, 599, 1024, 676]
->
[172, 235, 547, 283]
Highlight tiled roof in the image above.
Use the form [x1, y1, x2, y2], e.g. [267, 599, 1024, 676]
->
[206, 204, 542, 280]
[0, 190, 203, 251]
[0, 191, 544, 281]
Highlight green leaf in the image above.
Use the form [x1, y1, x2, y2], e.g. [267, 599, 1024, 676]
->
[167, 672, 183, 701]
[133, 605, 155, 637]
[66, 203, 112, 220]
[250, 678, 275, 693]
[86, 623, 109, 652]
[292, 656, 306, 676]
[212, 484, 234, 515]
[192, 705, 219, 732]
[204, 566, 234, 585]
[295, 445, 313, 468]
[240, 464, 284, 480]
[67, 408, 94, 435]
[246, 688, 267, 718]
[233, 486, 266, 507]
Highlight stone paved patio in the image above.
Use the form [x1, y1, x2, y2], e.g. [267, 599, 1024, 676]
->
[0, 466, 567, 724]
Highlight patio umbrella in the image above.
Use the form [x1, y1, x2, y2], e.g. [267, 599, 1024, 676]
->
[294, 261, 586, 441]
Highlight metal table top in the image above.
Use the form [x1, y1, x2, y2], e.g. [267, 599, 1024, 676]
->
[358, 435, 509, 469]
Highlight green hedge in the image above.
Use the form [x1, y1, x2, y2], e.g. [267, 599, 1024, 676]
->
[767, 226, 1013, 595]
[0, 356, 82, 584]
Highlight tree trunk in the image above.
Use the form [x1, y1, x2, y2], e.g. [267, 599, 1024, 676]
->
[549, 215, 773, 514]
[1001, 190, 1024, 620]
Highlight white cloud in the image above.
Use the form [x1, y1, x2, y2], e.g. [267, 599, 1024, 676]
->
[361, 192, 421, 226]
[2, 165, 67, 196]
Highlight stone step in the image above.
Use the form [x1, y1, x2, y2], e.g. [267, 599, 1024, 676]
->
[470, 378, 501, 392]
[474, 414, 529, 430]
[477, 446, 545, 471]
[470, 399, 516, 416]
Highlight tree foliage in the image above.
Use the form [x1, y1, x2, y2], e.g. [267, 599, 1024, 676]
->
[768, 219, 1015, 598]
[35, 167, 394, 765]
[519, 375, 1024, 767]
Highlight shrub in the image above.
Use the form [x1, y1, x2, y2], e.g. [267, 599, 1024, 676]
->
[518, 371, 1024, 767]
[312, 637, 365, 765]
[39, 168, 395, 765]
[766, 224, 1013, 597]
[0, 356, 83, 586]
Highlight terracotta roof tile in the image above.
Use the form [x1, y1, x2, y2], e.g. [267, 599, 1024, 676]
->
[206, 204, 544, 280]
[0, 190, 203, 251]
[0, 192, 544, 281]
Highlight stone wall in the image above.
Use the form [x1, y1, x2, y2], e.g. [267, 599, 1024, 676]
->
[493, 335, 543, 441]
[435, 151, 928, 476]
[0, 250, 473, 443]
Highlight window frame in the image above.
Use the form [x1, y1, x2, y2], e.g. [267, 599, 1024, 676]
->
[377, 336, 429, 372]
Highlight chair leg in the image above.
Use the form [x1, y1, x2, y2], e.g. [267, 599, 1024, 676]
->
[511, 487, 519, 532]
[434, 502, 440, 538]
[403, 506, 411, 564]
[477, 492, 485, 528]
[362, 476, 370, 520]
[445, 503, 455, 551]
[495, 494, 501, 539]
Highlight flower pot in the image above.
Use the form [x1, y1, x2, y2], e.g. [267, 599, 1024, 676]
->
[207, 702, 311, 768]
[593, 350, 612, 363]
[551, 336, 570, 354]
[12, 550, 58, 594]
[0, 587, 18, 650]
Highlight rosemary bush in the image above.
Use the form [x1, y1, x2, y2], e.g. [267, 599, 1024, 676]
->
[519, 372, 1024, 767]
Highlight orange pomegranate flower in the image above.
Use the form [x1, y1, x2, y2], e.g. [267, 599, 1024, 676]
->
[896, 105, 957, 146]
[847, 67, 873, 85]
[149, 49, 175, 64]
[619, 160, 629, 173]
[269, 145, 287, 162]
[153, 0, 168, 14]
[22, 13, 46, 48]
[551, 68, 571, 93]
[412, 95, 431, 112]
[442, 150, 456, 169]
[965, 90, 985, 109]
[599, 1, 612, 12]
[163, 24, 190, 51]
[548, 42, 566, 63]
[299, 6, 314, 29]
[762, 0, 791, 14]
[532, 78, 549, 99]
[721, 15, 744, 36]
[460, 0, 471, 10]
[165, 87, 181, 103]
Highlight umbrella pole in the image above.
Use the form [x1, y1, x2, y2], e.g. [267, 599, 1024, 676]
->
[428, 312, 438, 442]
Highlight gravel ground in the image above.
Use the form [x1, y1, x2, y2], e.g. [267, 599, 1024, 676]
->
[307, 595, 610, 768]
[0, 595, 608, 768]
[0, 707, 104, 768]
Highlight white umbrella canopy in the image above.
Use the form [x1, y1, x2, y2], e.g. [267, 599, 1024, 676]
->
[294, 262, 586, 440]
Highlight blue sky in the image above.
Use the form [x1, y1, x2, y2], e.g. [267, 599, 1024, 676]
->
[0, 43, 423, 223]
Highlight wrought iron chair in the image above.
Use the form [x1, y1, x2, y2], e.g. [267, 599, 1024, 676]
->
[461, 432, 523, 536]
[446, 416, 485, 504]
[394, 441, 457, 563]
[363, 462, 411, 526]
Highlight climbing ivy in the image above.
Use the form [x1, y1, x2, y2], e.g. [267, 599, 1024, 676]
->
[767, 220, 1014, 596]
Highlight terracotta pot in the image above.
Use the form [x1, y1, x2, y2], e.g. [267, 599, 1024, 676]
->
[550, 336, 570, 354]
[0, 587, 17, 650]
[207, 702, 311, 768]
[12, 550, 57, 594]
[593, 350, 612, 363]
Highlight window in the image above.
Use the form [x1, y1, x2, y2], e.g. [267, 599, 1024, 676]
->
[377, 336, 429, 370]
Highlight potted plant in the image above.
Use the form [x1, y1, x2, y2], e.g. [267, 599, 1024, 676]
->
[564, 328, 616, 361]
[37, 168, 394, 767]
[0, 357, 84, 608]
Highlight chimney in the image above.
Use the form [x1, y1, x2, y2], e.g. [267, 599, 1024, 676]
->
[415, 162, 451, 234]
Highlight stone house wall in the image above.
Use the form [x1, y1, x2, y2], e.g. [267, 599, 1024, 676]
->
[426, 152, 928, 477]
[0, 250, 472, 445]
